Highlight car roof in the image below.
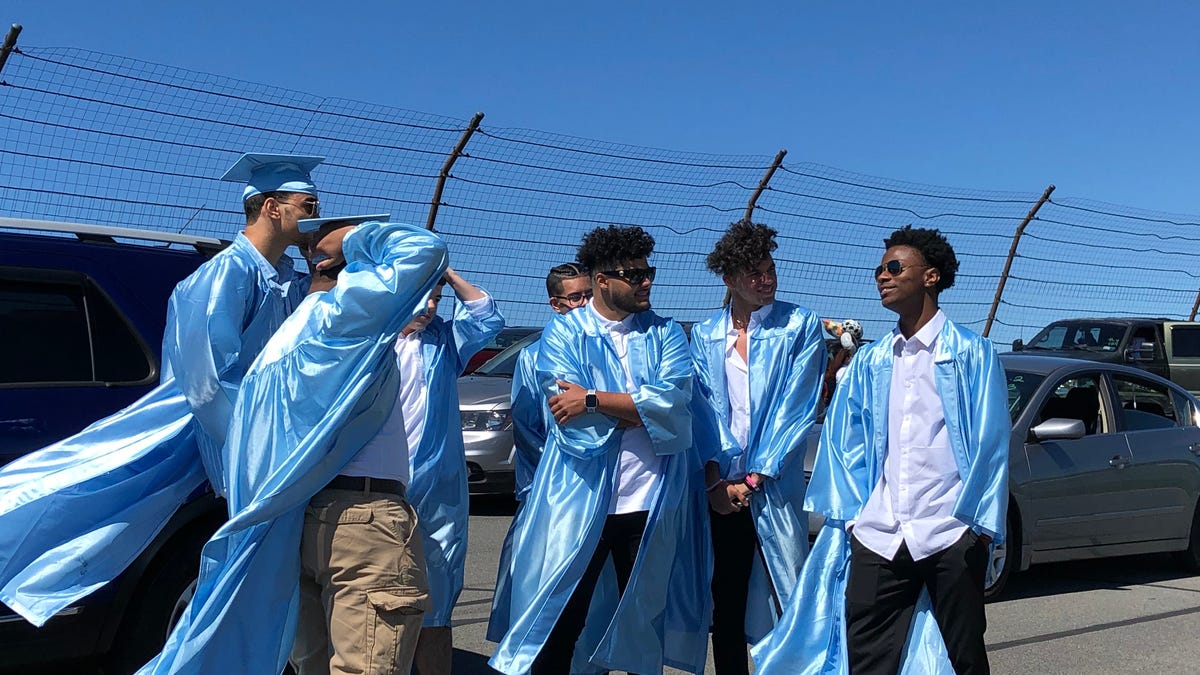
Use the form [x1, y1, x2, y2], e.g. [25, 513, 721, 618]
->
[1000, 353, 1196, 395]
[1040, 317, 1173, 325]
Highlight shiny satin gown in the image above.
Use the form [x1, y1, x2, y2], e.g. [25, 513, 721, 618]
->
[408, 300, 505, 628]
[751, 318, 1010, 674]
[689, 301, 827, 640]
[0, 234, 303, 625]
[489, 308, 712, 675]
[138, 222, 448, 675]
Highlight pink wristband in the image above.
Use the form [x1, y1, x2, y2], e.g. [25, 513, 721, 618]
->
[744, 474, 760, 491]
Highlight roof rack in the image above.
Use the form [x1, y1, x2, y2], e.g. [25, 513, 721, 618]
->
[0, 217, 229, 256]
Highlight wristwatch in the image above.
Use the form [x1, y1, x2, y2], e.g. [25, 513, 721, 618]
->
[585, 389, 599, 414]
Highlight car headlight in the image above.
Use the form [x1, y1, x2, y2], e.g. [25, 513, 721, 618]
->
[461, 409, 513, 432]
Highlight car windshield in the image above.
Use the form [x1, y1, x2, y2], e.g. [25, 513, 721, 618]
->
[474, 331, 542, 377]
[1024, 322, 1124, 352]
[1006, 370, 1046, 421]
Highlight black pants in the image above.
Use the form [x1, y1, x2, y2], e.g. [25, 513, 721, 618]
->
[845, 531, 990, 675]
[709, 506, 757, 675]
[530, 510, 648, 675]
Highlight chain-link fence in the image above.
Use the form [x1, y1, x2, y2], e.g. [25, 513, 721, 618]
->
[2, 37, 1197, 348]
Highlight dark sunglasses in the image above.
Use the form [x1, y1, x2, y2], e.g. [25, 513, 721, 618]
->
[873, 260, 928, 278]
[552, 290, 593, 304]
[282, 197, 321, 217]
[600, 267, 656, 285]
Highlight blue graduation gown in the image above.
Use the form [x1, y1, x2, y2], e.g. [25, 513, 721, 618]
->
[137, 222, 448, 675]
[487, 337, 618, 675]
[409, 299, 505, 628]
[0, 234, 303, 625]
[750, 317, 1010, 674]
[689, 301, 827, 640]
[489, 308, 712, 675]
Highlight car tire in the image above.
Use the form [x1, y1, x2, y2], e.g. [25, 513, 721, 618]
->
[1172, 501, 1200, 572]
[104, 535, 205, 675]
[984, 507, 1018, 601]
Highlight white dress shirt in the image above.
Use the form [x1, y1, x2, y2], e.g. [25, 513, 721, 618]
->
[853, 310, 968, 561]
[589, 303, 662, 515]
[722, 303, 773, 479]
[340, 295, 493, 485]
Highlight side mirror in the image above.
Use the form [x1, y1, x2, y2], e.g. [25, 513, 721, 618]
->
[1030, 418, 1086, 441]
[1012, 339, 1024, 352]
[1124, 345, 1154, 363]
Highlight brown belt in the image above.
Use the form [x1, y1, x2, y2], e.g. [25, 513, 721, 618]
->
[325, 475, 406, 497]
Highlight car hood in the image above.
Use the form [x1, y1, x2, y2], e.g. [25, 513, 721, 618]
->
[457, 375, 514, 410]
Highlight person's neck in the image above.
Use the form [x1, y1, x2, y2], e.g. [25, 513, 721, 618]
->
[591, 295, 630, 323]
[729, 296, 764, 330]
[242, 218, 291, 265]
[896, 298, 940, 339]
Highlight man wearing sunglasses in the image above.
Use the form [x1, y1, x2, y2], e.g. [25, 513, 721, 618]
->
[689, 220, 827, 674]
[491, 226, 710, 675]
[489, 262, 615, 673]
[0, 154, 326, 637]
[753, 226, 1008, 675]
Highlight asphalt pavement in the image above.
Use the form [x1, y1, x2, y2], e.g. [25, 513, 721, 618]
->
[459, 496, 1200, 674]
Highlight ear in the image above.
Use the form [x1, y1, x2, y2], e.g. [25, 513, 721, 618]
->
[924, 267, 941, 290]
[722, 274, 737, 290]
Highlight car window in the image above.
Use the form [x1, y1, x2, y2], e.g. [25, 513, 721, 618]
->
[1027, 322, 1123, 352]
[1005, 370, 1045, 422]
[1112, 374, 1178, 431]
[1037, 374, 1105, 435]
[0, 272, 153, 385]
[1171, 390, 1199, 428]
[475, 331, 542, 377]
[1170, 326, 1200, 358]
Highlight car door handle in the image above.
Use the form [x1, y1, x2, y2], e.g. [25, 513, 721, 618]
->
[1190, 443, 1200, 457]
[1109, 455, 1130, 469]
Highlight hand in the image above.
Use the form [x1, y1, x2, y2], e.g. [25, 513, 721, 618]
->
[707, 481, 736, 515]
[725, 482, 754, 511]
[548, 380, 587, 425]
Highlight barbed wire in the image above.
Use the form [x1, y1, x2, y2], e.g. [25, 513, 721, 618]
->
[0, 43, 1196, 349]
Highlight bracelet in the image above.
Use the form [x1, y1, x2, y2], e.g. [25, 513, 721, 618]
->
[744, 474, 761, 491]
[705, 478, 726, 493]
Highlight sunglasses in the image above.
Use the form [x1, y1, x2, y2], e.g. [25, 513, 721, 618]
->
[552, 290, 593, 304]
[600, 267, 656, 285]
[282, 197, 321, 217]
[873, 260, 928, 278]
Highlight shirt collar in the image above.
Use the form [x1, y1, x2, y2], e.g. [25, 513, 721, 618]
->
[232, 232, 296, 286]
[891, 309, 946, 351]
[589, 302, 635, 334]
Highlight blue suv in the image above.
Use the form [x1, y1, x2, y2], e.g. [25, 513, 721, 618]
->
[0, 217, 228, 673]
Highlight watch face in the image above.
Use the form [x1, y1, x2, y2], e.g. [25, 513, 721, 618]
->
[585, 393, 599, 409]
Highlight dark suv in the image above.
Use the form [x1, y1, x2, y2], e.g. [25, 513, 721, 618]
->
[0, 217, 228, 673]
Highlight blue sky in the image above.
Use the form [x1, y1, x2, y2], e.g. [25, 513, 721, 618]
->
[7, 1, 1200, 214]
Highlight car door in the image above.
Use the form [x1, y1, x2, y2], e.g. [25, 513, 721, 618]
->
[1108, 372, 1200, 544]
[1021, 372, 1132, 552]
[1163, 322, 1200, 396]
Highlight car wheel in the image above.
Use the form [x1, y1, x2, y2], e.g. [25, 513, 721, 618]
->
[984, 508, 1018, 601]
[104, 535, 204, 674]
[1172, 501, 1200, 572]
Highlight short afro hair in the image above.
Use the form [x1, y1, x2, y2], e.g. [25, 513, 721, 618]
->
[576, 225, 655, 272]
[706, 220, 778, 277]
[883, 225, 959, 291]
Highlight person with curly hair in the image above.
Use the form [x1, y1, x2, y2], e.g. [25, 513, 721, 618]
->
[490, 225, 711, 675]
[689, 220, 827, 674]
[753, 225, 1009, 675]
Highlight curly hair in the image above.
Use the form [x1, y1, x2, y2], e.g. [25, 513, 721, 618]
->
[576, 225, 655, 272]
[883, 225, 959, 291]
[706, 220, 779, 277]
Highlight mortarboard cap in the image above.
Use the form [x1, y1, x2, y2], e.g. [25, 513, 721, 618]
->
[297, 213, 391, 234]
[221, 153, 325, 201]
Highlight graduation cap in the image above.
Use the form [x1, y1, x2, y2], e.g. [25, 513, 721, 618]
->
[297, 213, 391, 234]
[221, 153, 325, 201]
